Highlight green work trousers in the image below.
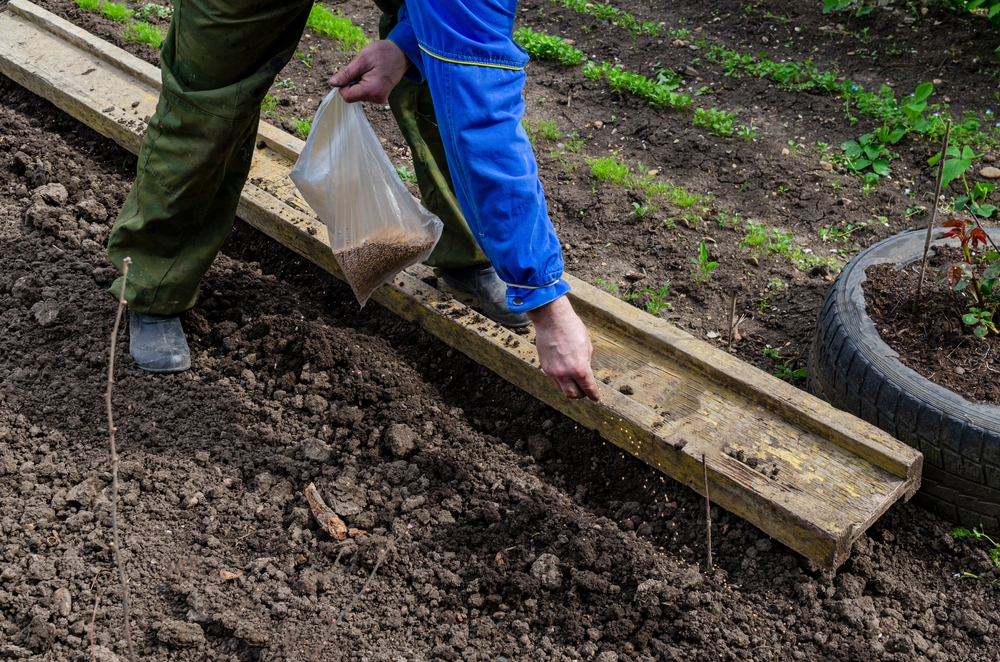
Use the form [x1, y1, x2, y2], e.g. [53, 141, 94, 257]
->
[107, 0, 487, 314]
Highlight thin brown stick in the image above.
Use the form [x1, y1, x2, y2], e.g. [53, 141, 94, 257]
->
[328, 524, 411, 633]
[702, 454, 712, 572]
[915, 121, 952, 313]
[89, 571, 102, 662]
[105, 257, 137, 662]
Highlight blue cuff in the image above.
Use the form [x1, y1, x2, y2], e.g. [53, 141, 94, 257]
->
[386, 9, 425, 84]
[506, 279, 571, 314]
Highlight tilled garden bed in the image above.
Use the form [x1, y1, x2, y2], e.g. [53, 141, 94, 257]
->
[3, 0, 1000, 659]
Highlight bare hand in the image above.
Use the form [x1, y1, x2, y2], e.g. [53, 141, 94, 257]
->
[528, 295, 600, 401]
[329, 40, 410, 104]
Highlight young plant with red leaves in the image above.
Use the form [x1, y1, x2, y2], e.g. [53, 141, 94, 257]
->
[942, 218, 1000, 337]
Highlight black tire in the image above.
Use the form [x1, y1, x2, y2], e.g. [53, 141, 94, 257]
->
[809, 229, 1000, 532]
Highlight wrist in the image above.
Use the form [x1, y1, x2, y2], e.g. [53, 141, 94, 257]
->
[526, 294, 570, 328]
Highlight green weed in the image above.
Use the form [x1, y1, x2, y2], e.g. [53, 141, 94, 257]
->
[74, 0, 100, 10]
[306, 4, 368, 51]
[586, 155, 707, 215]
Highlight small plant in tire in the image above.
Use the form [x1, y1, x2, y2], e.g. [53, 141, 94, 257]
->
[942, 218, 1000, 337]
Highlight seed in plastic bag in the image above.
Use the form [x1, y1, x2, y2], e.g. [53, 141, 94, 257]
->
[335, 227, 436, 304]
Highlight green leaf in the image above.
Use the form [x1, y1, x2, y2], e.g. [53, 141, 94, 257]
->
[963, 313, 979, 325]
[974, 204, 997, 218]
[856, 5, 872, 15]
[864, 144, 882, 160]
[841, 140, 862, 156]
[871, 159, 890, 176]
[975, 325, 989, 338]
[849, 157, 872, 171]
[912, 82, 934, 103]
[941, 159, 971, 190]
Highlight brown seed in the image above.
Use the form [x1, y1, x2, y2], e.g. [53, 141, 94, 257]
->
[335, 228, 436, 305]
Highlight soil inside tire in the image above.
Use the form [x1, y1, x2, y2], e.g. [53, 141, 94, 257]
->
[862, 249, 1000, 406]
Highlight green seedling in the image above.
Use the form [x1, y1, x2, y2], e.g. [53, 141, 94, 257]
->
[292, 118, 311, 139]
[261, 94, 280, 116]
[693, 107, 736, 138]
[818, 219, 872, 242]
[276, 78, 297, 89]
[139, 3, 172, 19]
[100, 1, 133, 22]
[586, 154, 707, 215]
[395, 166, 416, 183]
[823, 0, 873, 18]
[74, 0, 100, 10]
[514, 27, 585, 65]
[689, 241, 719, 282]
[306, 4, 368, 51]
[757, 278, 785, 311]
[631, 201, 652, 217]
[774, 364, 808, 380]
[595, 277, 618, 295]
[564, 131, 585, 154]
[840, 124, 905, 180]
[296, 51, 313, 68]
[123, 21, 164, 49]
[738, 124, 757, 141]
[953, 525, 1000, 568]
[555, 0, 664, 36]
[582, 61, 692, 111]
[642, 282, 672, 315]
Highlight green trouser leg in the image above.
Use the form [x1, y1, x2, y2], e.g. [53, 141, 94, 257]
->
[106, 0, 313, 314]
[375, 0, 489, 270]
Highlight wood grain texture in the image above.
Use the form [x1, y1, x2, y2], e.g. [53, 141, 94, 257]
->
[0, 1, 922, 567]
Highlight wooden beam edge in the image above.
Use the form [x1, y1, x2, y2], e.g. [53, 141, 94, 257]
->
[565, 274, 922, 483]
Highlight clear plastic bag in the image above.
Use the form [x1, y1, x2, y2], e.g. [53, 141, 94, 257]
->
[289, 88, 443, 306]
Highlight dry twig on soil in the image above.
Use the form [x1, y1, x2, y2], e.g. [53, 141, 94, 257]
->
[328, 523, 412, 632]
[105, 257, 137, 662]
[703, 454, 713, 572]
[88, 570, 103, 662]
[305, 482, 348, 540]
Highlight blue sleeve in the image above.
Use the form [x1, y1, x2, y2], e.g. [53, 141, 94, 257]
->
[386, 4, 426, 84]
[507, 280, 571, 314]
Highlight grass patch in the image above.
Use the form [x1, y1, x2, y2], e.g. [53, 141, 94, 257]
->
[514, 27, 585, 65]
[123, 21, 165, 49]
[306, 4, 368, 52]
[74, 0, 100, 9]
[99, 1, 133, 23]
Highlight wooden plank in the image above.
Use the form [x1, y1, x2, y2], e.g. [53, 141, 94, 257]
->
[0, 0, 923, 568]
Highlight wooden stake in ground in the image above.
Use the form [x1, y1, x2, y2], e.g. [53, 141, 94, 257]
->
[105, 257, 137, 662]
[703, 454, 713, 572]
[914, 121, 952, 313]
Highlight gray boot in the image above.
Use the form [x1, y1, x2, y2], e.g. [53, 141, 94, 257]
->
[129, 311, 191, 374]
[440, 265, 530, 328]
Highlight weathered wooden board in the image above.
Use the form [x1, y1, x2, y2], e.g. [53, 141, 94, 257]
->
[0, 0, 922, 568]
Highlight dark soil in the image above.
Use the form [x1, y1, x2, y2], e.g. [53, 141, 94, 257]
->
[864, 249, 1000, 405]
[6, 0, 1000, 660]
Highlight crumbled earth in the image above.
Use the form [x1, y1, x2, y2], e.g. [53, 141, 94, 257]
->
[5, 0, 1000, 659]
